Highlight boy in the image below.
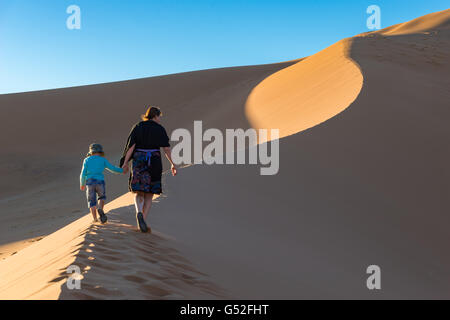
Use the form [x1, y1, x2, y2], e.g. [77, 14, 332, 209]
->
[80, 143, 124, 223]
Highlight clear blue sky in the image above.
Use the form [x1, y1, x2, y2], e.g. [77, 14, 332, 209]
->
[0, 0, 447, 94]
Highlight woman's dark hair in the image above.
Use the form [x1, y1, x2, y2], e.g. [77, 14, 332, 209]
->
[142, 106, 162, 121]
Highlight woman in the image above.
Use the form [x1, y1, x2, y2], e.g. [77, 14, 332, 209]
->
[120, 106, 177, 233]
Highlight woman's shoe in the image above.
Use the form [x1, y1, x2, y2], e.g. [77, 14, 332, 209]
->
[136, 212, 148, 233]
[98, 209, 108, 224]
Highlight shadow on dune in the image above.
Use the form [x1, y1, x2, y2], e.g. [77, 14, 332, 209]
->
[55, 205, 226, 300]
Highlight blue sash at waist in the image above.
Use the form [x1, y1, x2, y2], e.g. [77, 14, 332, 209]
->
[136, 149, 160, 167]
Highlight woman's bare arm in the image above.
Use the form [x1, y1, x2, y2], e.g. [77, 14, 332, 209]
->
[122, 144, 136, 173]
[163, 147, 177, 176]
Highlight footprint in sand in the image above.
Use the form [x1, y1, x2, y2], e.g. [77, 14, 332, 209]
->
[123, 275, 147, 283]
[139, 283, 172, 298]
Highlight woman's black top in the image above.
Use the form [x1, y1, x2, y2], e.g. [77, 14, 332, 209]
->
[120, 120, 170, 166]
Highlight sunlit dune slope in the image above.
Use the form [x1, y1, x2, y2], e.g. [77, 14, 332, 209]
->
[245, 39, 363, 139]
[0, 193, 224, 300]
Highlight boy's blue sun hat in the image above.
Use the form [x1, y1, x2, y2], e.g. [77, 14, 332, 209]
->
[88, 143, 104, 156]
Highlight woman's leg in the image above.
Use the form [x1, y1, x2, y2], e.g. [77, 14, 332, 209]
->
[142, 193, 154, 220]
[134, 192, 145, 213]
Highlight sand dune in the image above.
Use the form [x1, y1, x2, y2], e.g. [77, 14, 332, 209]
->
[0, 9, 449, 299]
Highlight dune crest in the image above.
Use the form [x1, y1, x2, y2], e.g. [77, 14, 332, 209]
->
[375, 8, 450, 35]
[245, 39, 364, 140]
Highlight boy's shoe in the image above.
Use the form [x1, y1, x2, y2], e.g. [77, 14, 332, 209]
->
[136, 212, 148, 233]
[98, 209, 108, 224]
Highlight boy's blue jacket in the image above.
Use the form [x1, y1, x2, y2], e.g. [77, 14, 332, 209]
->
[80, 155, 123, 186]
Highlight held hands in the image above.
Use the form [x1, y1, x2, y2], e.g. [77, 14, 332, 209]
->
[122, 162, 129, 174]
[171, 164, 177, 176]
